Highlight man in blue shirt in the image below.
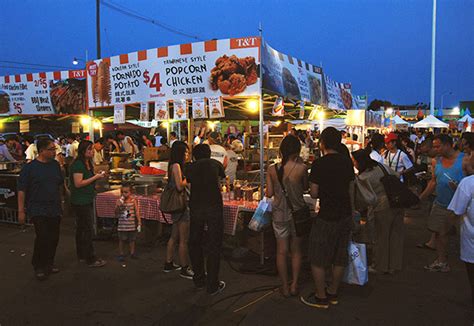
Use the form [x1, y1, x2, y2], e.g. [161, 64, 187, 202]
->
[18, 138, 64, 280]
[419, 134, 465, 272]
[0, 137, 15, 161]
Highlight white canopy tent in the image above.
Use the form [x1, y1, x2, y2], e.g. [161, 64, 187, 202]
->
[392, 115, 410, 125]
[458, 114, 473, 123]
[413, 115, 449, 129]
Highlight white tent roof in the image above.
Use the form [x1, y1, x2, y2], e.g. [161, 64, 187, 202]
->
[458, 114, 473, 123]
[392, 115, 409, 125]
[413, 115, 449, 128]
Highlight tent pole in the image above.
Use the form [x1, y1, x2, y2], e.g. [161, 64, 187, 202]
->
[258, 24, 265, 200]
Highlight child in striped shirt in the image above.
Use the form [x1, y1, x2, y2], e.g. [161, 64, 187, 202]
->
[115, 183, 141, 261]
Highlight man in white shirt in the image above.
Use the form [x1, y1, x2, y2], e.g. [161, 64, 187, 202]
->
[117, 131, 138, 157]
[66, 134, 79, 160]
[224, 142, 239, 182]
[448, 174, 474, 306]
[93, 138, 105, 165]
[208, 131, 228, 169]
[383, 133, 414, 179]
[369, 133, 385, 164]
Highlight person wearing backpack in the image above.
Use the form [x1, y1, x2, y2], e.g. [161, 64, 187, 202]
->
[352, 149, 401, 274]
[383, 133, 414, 182]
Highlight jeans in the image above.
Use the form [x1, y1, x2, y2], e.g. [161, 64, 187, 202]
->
[189, 205, 224, 293]
[73, 204, 96, 264]
[32, 216, 60, 272]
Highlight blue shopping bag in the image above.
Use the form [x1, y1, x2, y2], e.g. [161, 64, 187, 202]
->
[248, 197, 272, 232]
[343, 241, 368, 286]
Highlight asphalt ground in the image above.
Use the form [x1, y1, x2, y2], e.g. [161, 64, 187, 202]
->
[0, 199, 473, 326]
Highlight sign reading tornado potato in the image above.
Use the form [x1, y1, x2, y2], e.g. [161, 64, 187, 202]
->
[87, 37, 261, 108]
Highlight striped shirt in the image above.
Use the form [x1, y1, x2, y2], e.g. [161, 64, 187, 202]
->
[117, 200, 137, 232]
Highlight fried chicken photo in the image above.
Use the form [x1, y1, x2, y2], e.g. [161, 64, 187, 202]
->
[210, 55, 258, 96]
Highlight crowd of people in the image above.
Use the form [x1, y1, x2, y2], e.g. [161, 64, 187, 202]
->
[12, 126, 474, 308]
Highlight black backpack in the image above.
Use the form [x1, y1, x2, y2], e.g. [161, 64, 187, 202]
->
[378, 163, 419, 208]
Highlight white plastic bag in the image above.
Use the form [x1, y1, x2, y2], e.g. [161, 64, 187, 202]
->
[248, 197, 272, 232]
[343, 241, 368, 286]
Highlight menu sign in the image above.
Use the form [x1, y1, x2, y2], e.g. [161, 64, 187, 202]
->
[154, 100, 169, 120]
[87, 37, 261, 108]
[0, 70, 86, 115]
[192, 97, 207, 119]
[208, 96, 224, 118]
[262, 43, 325, 106]
[140, 102, 149, 121]
[114, 104, 125, 124]
[173, 99, 188, 120]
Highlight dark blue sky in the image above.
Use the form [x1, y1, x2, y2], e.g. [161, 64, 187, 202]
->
[1, 0, 472, 108]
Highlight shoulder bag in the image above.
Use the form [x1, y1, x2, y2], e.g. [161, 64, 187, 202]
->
[159, 175, 186, 214]
[276, 164, 311, 237]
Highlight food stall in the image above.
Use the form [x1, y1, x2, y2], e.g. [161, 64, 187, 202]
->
[0, 68, 88, 224]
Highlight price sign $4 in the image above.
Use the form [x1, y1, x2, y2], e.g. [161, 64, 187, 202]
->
[143, 70, 162, 92]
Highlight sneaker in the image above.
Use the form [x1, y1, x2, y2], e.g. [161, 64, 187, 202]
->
[300, 293, 329, 309]
[163, 261, 182, 273]
[88, 259, 107, 268]
[208, 281, 226, 296]
[325, 289, 338, 305]
[35, 270, 48, 281]
[179, 266, 194, 280]
[424, 261, 450, 272]
[117, 255, 125, 262]
[48, 266, 60, 274]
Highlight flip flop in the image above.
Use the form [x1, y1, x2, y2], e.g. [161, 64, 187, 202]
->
[279, 287, 290, 298]
[416, 243, 436, 251]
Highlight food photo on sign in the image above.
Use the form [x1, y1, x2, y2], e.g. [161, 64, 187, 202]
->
[192, 97, 207, 119]
[262, 42, 325, 105]
[154, 100, 169, 120]
[173, 99, 188, 120]
[208, 96, 224, 118]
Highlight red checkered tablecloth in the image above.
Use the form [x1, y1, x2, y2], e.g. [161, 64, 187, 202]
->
[95, 190, 258, 236]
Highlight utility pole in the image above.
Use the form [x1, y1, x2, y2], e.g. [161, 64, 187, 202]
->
[429, 0, 437, 116]
[96, 0, 101, 59]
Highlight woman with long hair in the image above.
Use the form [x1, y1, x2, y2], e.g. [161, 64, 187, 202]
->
[163, 141, 194, 279]
[70, 140, 107, 267]
[352, 149, 402, 274]
[266, 135, 308, 297]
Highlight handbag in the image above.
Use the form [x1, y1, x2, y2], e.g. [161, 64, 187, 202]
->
[354, 176, 377, 212]
[378, 163, 419, 208]
[343, 241, 368, 286]
[159, 180, 186, 214]
[276, 164, 312, 237]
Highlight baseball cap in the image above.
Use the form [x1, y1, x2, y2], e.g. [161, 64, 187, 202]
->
[385, 133, 398, 144]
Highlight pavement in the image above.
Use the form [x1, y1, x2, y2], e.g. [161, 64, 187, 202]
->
[0, 199, 473, 326]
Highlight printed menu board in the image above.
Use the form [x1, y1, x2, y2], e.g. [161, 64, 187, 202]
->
[87, 37, 261, 108]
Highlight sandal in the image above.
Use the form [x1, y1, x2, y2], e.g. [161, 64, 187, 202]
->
[279, 287, 290, 298]
[416, 243, 436, 251]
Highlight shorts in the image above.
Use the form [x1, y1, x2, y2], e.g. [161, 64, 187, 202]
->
[118, 231, 137, 242]
[308, 216, 352, 268]
[428, 203, 455, 235]
[172, 208, 190, 223]
[272, 219, 296, 239]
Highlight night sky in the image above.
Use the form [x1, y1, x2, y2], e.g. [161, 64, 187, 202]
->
[1, 0, 472, 108]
